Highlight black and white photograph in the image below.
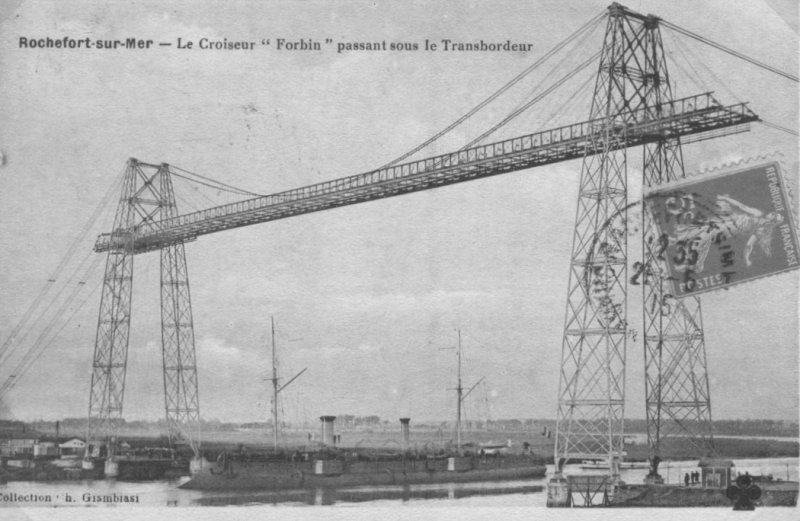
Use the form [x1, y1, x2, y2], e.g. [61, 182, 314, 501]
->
[0, 1, 797, 519]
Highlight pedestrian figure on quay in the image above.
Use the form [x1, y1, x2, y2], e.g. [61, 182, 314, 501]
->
[684, 472, 690, 487]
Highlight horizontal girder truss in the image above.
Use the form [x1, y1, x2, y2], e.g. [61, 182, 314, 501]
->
[95, 92, 756, 254]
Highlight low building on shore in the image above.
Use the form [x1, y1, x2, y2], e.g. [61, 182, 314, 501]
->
[699, 458, 735, 488]
[58, 437, 87, 458]
[0, 431, 42, 458]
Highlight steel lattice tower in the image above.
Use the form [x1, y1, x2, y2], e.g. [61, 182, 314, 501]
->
[87, 159, 200, 457]
[554, 3, 714, 478]
[159, 167, 201, 453]
[87, 161, 137, 449]
[639, 18, 714, 481]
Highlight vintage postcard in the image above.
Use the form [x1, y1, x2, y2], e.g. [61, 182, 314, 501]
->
[0, 0, 797, 520]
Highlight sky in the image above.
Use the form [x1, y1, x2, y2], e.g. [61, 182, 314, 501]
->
[0, 0, 797, 427]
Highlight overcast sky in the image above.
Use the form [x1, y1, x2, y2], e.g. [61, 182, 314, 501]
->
[0, 0, 797, 427]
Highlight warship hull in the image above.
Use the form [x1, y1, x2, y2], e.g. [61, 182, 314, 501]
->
[180, 454, 547, 491]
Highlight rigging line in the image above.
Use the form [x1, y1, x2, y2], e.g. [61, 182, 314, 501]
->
[169, 170, 259, 197]
[668, 29, 739, 104]
[484, 19, 600, 142]
[170, 164, 264, 197]
[0, 169, 124, 362]
[0, 277, 102, 398]
[521, 43, 598, 135]
[171, 174, 216, 212]
[0, 281, 54, 364]
[169, 179, 203, 214]
[175, 192, 200, 214]
[52, 166, 127, 278]
[662, 30, 711, 98]
[759, 120, 798, 137]
[0, 256, 104, 397]
[501, 17, 603, 135]
[7, 253, 103, 374]
[185, 179, 225, 210]
[0, 246, 98, 366]
[462, 51, 601, 149]
[661, 20, 798, 83]
[0, 280, 87, 397]
[536, 70, 596, 132]
[378, 10, 608, 168]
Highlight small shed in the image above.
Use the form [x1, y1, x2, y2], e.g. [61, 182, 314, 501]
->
[699, 458, 734, 488]
[58, 437, 87, 458]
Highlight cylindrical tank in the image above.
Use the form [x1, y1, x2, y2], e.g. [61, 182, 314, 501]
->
[400, 418, 410, 449]
[320, 416, 336, 446]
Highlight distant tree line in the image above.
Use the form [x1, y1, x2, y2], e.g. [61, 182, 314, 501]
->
[6, 416, 798, 438]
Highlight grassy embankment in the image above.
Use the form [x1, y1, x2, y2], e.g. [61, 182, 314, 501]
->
[58, 426, 796, 462]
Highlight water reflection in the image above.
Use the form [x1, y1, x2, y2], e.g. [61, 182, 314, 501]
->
[193, 482, 544, 506]
[0, 457, 794, 508]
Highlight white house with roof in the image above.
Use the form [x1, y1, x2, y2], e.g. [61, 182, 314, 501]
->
[58, 437, 86, 458]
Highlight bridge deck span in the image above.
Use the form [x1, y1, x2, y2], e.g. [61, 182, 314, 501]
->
[95, 92, 757, 254]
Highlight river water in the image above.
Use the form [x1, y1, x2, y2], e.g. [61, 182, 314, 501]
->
[0, 456, 796, 509]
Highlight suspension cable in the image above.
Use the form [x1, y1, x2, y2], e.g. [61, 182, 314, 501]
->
[760, 120, 798, 137]
[170, 164, 264, 197]
[379, 10, 608, 168]
[502, 16, 603, 135]
[170, 170, 257, 197]
[462, 51, 601, 149]
[0, 279, 101, 398]
[0, 255, 104, 397]
[674, 29, 746, 105]
[0, 247, 97, 368]
[666, 30, 721, 99]
[536, 70, 596, 132]
[664, 29, 797, 138]
[661, 20, 798, 83]
[0, 167, 124, 363]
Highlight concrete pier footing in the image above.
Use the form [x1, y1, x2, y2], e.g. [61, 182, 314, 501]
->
[546, 475, 571, 507]
[190, 457, 207, 475]
[104, 458, 119, 478]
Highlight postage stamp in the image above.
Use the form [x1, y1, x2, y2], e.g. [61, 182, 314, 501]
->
[645, 160, 800, 297]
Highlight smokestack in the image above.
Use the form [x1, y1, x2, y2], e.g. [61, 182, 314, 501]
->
[320, 416, 336, 446]
[400, 418, 410, 449]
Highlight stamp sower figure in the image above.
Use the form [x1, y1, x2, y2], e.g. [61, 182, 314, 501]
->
[671, 194, 783, 272]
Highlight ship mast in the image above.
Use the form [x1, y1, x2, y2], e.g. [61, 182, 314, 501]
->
[270, 316, 279, 451]
[266, 316, 307, 451]
[456, 329, 463, 453]
[450, 329, 484, 455]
